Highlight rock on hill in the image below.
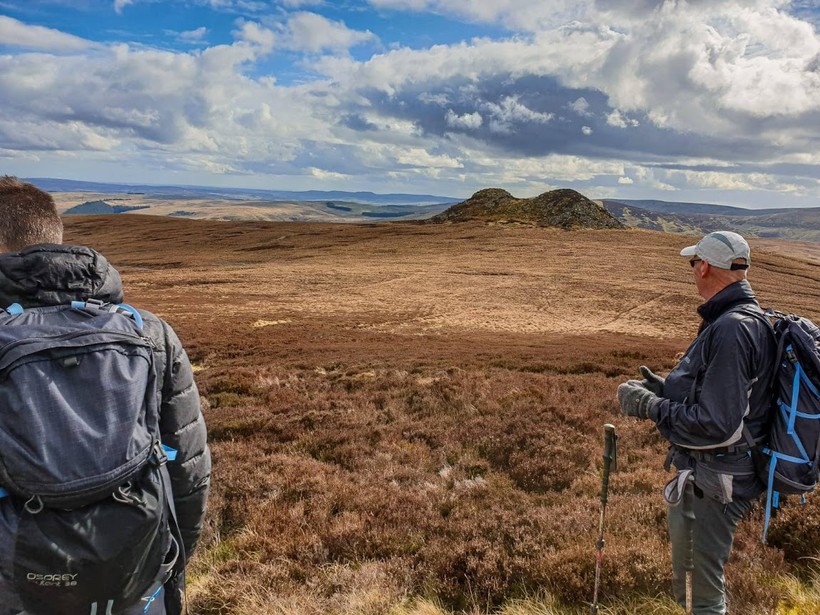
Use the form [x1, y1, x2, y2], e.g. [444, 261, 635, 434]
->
[431, 188, 623, 229]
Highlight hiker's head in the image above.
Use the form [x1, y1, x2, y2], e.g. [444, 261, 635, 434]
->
[0, 176, 63, 253]
[680, 231, 750, 300]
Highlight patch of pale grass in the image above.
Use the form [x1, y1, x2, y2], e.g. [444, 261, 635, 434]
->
[600, 595, 680, 615]
[496, 595, 572, 615]
[388, 597, 450, 615]
[774, 569, 820, 615]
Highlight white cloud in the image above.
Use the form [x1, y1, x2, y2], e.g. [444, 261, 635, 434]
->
[483, 96, 554, 133]
[445, 109, 483, 130]
[113, 0, 134, 14]
[309, 167, 349, 180]
[569, 97, 591, 116]
[277, 12, 378, 53]
[606, 109, 639, 128]
[179, 27, 209, 43]
[581, 126, 593, 135]
[0, 16, 93, 51]
[396, 148, 462, 168]
[233, 21, 276, 52]
[618, 176, 633, 184]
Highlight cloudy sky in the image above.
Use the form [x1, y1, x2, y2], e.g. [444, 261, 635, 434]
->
[0, 1, 818, 207]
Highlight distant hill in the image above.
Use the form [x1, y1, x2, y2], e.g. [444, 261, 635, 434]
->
[26, 177, 459, 207]
[432, 188, 623, 229]
[603, 199, 820, 242]
[63, 200, 149, 215]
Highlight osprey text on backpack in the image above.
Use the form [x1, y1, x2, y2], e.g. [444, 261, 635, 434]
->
[0, 300, 183, 614]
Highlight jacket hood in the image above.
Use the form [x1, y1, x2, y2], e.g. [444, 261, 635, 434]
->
[0, 244, 124, 308]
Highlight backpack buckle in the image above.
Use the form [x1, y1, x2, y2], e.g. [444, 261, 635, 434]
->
[149, 441, 168, 467]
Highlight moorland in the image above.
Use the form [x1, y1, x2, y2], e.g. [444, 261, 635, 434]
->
[63, 215, 820, 614]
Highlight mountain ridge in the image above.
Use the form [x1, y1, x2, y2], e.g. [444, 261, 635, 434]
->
[602, 200, 820, 242]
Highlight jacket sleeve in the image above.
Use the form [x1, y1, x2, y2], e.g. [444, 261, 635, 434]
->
[654, 315, 760, 449]
[156, 319, 211, 560]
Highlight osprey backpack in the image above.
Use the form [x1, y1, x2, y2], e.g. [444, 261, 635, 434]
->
[0, 300, 182, 614]
[749, 311, 820, 542]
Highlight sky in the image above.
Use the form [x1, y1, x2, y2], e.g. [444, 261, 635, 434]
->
[0, 1, 818, 207]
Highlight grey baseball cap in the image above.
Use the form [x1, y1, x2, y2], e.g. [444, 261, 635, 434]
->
[680, 231, 750, 270]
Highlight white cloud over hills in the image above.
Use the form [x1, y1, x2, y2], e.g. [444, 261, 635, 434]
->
[0, 1, 818, 207]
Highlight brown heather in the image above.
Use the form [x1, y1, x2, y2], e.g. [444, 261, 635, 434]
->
[63, 216, 820, 614]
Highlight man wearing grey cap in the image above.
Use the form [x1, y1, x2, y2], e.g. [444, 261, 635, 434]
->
[616, 231, 777, 614]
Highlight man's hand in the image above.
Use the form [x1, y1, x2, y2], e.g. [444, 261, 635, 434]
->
[617, 380, 660, 420]
[639, 365, 665, 396]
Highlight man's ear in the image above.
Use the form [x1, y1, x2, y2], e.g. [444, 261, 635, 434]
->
[699, 259, 710, 277]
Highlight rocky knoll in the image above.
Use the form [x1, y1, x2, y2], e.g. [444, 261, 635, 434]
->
[431, 188, 623, 229]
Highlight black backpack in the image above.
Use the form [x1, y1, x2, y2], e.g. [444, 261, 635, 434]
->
[0, 300, 182, 614]
[741, 310, 820, 541]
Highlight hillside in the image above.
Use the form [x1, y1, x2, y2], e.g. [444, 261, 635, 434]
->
[51, 192, 453, 222]
[38, 179, 817, 238]
[432, 188, 623, 229]
[61, 215, 820, 615]
[63, 200, 149, 215]
[603, 200, 820, 242]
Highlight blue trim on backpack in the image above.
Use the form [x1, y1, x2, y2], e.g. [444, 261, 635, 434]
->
[0, 487, 8, 499]
[117, 303, 144, 330]
[5, 303, 23, 315]
[761, 358, 820, 542]
[142, 584, 163, 613]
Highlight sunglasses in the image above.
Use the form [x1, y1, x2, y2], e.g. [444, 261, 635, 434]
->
[689, 258, 702, 267]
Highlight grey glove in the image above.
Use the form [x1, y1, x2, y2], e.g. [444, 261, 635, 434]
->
[617, 380, 660, 420]
[639, 365, 665, 396]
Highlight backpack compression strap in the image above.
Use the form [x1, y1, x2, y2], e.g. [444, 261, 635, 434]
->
[71, 299, 145, 330]
[3, 301, 144, 330]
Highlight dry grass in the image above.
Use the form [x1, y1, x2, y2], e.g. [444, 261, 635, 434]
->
[63, 216, 820, 615]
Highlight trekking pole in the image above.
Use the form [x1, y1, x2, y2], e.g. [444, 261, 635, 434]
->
[591, 424, 618, 615]
[684, 491, 694, 615]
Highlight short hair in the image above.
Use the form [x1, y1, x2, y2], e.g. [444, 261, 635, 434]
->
[0, 176, 63, 251]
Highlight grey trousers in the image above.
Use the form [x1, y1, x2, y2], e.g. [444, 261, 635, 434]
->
[668, 484, 753, 615]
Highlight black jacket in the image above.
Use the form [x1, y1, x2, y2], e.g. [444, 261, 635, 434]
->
[654, 280, 776, 499]
[0, 244, 210, 559]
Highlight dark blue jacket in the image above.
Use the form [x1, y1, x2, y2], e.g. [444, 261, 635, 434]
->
[654, 280, 776, 499]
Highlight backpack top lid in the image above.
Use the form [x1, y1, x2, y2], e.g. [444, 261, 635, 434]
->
[777, 313, 820, 383]
[0, 302, 160, 507]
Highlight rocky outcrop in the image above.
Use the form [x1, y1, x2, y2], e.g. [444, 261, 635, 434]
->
[431, 188, 623, 229]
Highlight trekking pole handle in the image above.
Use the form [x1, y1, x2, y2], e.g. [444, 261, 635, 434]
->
[600, 424, 618, 504]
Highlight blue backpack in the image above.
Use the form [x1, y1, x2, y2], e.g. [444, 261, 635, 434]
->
[743, 310, 820, 542]
[0, 300, 182, 614]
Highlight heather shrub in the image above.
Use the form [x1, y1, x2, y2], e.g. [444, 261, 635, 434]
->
[764, 497, 820, 562]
